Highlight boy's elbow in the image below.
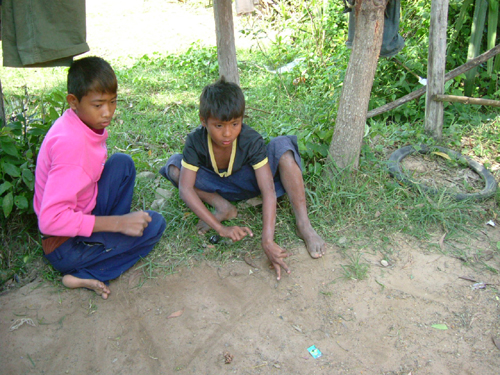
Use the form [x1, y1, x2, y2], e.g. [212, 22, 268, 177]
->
[178, 187, 189, 203]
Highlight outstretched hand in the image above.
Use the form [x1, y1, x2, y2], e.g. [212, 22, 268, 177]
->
[262, 241, 291, 280]
[219, 225, 253, 242]
[119, 211, 151, 236]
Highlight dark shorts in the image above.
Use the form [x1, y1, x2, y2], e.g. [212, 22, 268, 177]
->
[159, 135, 302, 202]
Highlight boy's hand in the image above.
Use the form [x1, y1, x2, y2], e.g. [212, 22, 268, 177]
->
[118, 211, 152, 236]
[219, 225, 253, 242]
[262, 241, 291, 281]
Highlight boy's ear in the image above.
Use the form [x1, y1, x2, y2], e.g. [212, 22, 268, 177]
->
[66, 94, 78, 109]
[199, 116, 207, 127]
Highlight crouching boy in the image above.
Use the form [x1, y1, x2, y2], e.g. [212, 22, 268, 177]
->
[34, 57, 166, 299]
[160, 77, 325, 280]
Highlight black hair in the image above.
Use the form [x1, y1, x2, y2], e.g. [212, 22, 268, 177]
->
[67, 57, 117, 101]
[199, 76, 245, 122]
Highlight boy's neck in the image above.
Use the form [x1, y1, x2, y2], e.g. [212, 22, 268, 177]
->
[89, 127, 105, 135]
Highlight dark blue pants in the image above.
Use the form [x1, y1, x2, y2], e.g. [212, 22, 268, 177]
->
[160, 136, 302, 201]
[45, 153, 166, 283]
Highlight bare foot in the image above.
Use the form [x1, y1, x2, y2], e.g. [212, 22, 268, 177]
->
[196, 199, 238, 234]
[296, 224, 326, 259]
[62, 274, 111, 299]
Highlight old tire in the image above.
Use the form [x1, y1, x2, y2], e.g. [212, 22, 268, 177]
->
[387, 145, 498, 201]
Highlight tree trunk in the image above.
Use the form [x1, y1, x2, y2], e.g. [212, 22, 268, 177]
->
[213, 0, 239, 85]
[327, 0, 388, 171]
[424, 0, 449, 140]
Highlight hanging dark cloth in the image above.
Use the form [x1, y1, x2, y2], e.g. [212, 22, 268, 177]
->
[1, 0, 89, 67]
[346, 0, 404, 58]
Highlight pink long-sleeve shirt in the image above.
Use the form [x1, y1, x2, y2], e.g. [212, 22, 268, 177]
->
[34, 108, 108, 237]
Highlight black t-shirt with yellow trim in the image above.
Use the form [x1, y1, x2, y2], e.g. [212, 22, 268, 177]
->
[181, 123, 268, 177]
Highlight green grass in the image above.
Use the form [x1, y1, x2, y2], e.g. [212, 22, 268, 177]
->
[1, 0, 500, 287]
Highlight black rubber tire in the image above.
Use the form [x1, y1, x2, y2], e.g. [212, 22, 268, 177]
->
[387, 144, 498, 201]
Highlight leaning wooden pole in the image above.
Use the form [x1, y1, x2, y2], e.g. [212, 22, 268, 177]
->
[424, 0, 449, 140]
[433, 94, 500, 107]
[367, 43, 500, 118]
[213, 0, 239, 85]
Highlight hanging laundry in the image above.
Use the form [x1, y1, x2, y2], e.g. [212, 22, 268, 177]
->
[236, 0, 256, 15]
[1, 0, 89, 67]
[346, 0, 405, 58]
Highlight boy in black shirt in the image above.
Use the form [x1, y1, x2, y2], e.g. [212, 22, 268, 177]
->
[160, 77, 326, 280]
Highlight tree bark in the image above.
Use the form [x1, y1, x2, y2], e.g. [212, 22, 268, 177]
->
[213, 0, 239, 85]
[424, 0, 449, 140]
[327, 0, 388, 171]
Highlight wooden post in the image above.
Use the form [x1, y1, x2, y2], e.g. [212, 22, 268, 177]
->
[424, 0, 449, 140]
[213, 0, 239, 85]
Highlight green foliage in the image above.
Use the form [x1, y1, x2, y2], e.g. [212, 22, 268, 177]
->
[1, 0, 499, 284]
[0, 89, 65, 221]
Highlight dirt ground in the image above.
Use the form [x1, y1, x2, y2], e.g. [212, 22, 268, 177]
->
[1, 1, 500, 374]
[1, 233, 500, 374]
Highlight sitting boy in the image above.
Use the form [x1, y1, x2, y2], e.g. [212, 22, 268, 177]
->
[34, 57, 166, 299]
[160, 77, 326, 280]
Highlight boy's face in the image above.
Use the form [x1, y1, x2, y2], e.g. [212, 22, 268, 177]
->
[67, 91, 117, 131]
[201, 116, 243, 149]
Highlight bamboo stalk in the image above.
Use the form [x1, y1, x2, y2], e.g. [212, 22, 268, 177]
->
[464, 0, 488, 96]
[487, 0, 499, 74]
[433, 94, 500, 107]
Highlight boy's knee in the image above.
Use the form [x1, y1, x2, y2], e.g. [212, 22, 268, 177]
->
[108, 153, 135, 172]
[147, 211, 167, 236]
[168, 165, 180, 184]
[279, 150, 295, 165]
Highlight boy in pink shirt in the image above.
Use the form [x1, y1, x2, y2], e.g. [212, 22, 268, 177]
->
[34, 57, 166, 299]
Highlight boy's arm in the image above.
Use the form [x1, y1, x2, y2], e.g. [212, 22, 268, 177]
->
[93, 212, 152, 237]
[178, 167, 252, 241]
[254, 164, 291, 280]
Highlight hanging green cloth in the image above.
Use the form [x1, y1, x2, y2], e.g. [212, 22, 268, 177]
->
[1, 0, 89, 67]
[346, 0, 405, 58]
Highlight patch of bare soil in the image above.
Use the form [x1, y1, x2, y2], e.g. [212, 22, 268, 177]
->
[402, 154, 484, 195]
[1, 234, 500, 374]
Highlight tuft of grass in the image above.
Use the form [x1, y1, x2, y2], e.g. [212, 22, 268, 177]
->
[340, 252, 369, 281]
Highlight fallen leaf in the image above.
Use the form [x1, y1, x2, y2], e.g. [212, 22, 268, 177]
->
[374, 211, 381, 218]
[167, 308, 185, 319]
[223, 351, 234, 364]
[245, 197, 263, 207]
[432, 151, 451, 160]
[431, 324, 448, 330]
[493, 336, 500, 351]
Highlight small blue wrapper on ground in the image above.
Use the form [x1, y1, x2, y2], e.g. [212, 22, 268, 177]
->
[307, 345, 322, 359]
